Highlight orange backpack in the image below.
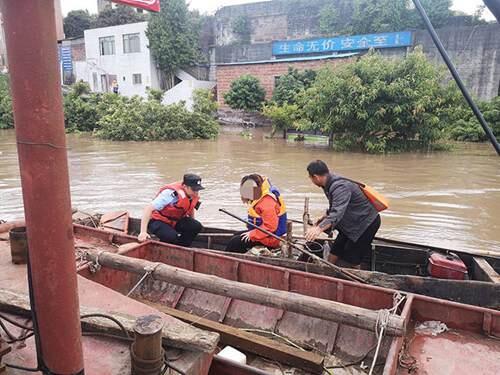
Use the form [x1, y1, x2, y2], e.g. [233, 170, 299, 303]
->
[344, 178, 389, 212]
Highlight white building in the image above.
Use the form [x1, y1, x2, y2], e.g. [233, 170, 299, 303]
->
[78, 22, 160, 97]
[76, 22, 215, 106]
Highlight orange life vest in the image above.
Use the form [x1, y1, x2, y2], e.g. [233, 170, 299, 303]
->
[151, 182, 199, 227]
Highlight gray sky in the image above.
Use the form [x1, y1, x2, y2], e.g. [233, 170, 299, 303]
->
[61, 0, 495, 20]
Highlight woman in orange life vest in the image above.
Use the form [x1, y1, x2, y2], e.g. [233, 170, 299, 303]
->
[225, 174, 287, 253]
[138, 174, 204, 246]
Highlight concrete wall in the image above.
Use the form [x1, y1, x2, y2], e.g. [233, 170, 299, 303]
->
[81, 22, 160, 97]
[162, 69, 216, 110]
[215, 0, 352, 46]
[413, 24, 500, 100]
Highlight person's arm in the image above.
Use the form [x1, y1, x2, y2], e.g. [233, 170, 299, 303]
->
[305, 182, 351, 241]
[249, 196, 279, 242]
[319, 182, 351, 229]
[138, 189, 176, 242]
[138, 204, 154, 242]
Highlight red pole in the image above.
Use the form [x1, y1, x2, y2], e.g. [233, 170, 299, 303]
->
[1, 1, 84, 374]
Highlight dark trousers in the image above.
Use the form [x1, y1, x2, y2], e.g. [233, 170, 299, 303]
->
[225, 231, 259, 253]
[148, 217, 202, 247]
[330, 215, 381, 265]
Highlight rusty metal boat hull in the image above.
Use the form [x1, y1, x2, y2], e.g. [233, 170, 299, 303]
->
[74, 224, 500, 375]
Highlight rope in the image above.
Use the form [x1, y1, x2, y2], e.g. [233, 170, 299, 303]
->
[86, 250, 105, 273]
[368, 292, 406, 375]
[126, 264, 159, 297]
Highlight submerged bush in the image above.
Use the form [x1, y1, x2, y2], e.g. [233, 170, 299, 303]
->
[224, 74, 266, 111]
[62, 81, 219, 141]
[0, 75, 13, 129]
[96, 98, 219, 141]
[298, 48, 461, 152]
[445, 96, 500, 142]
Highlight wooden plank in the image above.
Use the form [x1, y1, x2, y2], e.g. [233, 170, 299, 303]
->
[84, 250, 406, 336]
[0, 289, 219, 353]
[140, 300, 325, 374]
[473, 257, 500, 283]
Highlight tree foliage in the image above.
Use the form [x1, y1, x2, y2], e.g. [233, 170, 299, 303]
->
[62, 81, 219, 141]
[319, 4, 340, 36]
[272, 68, 317, 106]
[63, 10, 94, 38]
[341, 0, 454, 35]
[97, 99, 219, 141]
[0, 74, 13, 129]
[192, 89, 218, 116]
[263, 103, 299, 137]
[299, 48, 456, 152]
[446, 96, 500, 142]
[224, 75, 266, 111]
[231, 15, 251, 43]
[147, 0, 202, 87]
[63, 81, 100, 132]
[93, 4, 147, 28]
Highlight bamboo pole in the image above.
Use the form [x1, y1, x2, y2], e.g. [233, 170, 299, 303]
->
[219, 209, 366, 283]
[83, 250, 406, 336]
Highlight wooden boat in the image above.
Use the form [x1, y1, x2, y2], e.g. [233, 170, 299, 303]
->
[81, 213, 500, 310]
[73, 224, 500, 375]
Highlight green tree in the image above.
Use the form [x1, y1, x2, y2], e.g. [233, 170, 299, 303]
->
[93, 5, 147, 28]
[224, 75, 266, 111]
[347, 0, 454, 34]
[231, 15, 251, 43]
[319, 4, 340, 36]
[63, 81, 100, 132]
[63, 10, 94, 38]
[263, 103, 299, 138]
[300, 48, 455, 152]
[147, 88, 165, 102]
[192, 88, 218, 116]
[0, 74, 13, 129]
[272, 68, 316, 106]
[147, 0, 202, 89]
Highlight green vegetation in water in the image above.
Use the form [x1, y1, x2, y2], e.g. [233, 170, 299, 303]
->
[0, 74, 13, 130]
[240, 130, 253, 139]
[64, 81, 219, 141]
[256, 48, 500, 153]
[224, 75, 266, 111]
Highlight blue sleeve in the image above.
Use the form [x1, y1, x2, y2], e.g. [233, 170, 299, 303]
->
[151, 189, 178, 211]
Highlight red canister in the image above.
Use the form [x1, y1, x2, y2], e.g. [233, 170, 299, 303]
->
[428, 252, 468, 280]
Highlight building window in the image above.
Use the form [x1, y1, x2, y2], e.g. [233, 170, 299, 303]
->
[132, 74, 142, 84]
[123, 33, 141, 53]
[99, 36, 115, 55]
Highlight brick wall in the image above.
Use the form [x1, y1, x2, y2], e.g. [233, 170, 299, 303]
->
[216, 56, 355, 107]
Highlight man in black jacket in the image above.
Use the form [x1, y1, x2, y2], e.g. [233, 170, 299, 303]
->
[305, 160, 381, 268]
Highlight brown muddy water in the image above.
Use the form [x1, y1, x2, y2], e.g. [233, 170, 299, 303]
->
[1, 128, 499, 253]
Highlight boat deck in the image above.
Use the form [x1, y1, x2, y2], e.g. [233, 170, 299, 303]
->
[0, 232, 217, 375]
[399, 325, 500, 375]
[73, 225, 500, 374]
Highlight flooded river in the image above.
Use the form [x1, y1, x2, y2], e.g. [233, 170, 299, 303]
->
[1, 128, 499, 253]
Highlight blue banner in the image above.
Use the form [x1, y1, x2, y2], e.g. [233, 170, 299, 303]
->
[60, 46, 73, 72]
[272, 31, 413, 56]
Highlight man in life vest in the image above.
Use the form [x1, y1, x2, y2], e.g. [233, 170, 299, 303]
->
[138, 174, 204, 246]
[305, 160, 381, 268]
[226, 174, 287, 253]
